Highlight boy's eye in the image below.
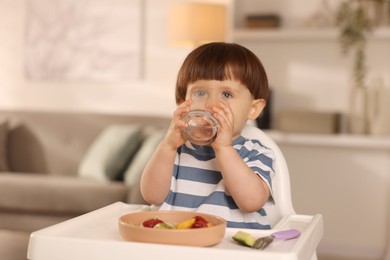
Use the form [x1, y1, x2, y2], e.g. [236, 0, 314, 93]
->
[193, 90, 206, 97]
[222, 92, 233, 99]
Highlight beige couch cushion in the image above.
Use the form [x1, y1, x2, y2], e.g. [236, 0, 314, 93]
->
[124, 129, 165, 204]
[2, 110, 169, 177]
[78, 124, 143, 182]
[0, 120, 9, 171]
[0, 173, 127, 214]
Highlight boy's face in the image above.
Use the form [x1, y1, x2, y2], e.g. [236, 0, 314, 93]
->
[185, 79, 265, 139]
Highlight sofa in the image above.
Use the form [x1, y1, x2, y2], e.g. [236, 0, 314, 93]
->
[0, 109, 170, 260]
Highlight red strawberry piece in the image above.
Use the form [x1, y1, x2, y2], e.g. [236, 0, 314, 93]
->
[142, 218, 163, 228]
[191, 215, 209, 228]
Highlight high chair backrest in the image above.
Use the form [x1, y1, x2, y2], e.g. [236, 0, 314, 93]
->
[242, 125, 296, 227]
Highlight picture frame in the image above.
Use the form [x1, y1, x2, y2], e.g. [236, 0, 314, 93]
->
[25, 0, 143, 82]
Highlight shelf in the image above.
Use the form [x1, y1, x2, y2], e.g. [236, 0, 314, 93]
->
[265, 130, 390, 149]
[233, 27, 390, 41]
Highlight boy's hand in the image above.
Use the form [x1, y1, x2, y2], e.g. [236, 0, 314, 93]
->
[211, 101, 234, 150]
[163, 100, 191, 150]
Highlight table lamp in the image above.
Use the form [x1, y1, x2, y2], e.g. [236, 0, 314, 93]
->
[168, 2, 227, 47]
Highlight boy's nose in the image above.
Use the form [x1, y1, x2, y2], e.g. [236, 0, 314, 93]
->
[205, 95, 220, 110]
[191, 93, 220, 111]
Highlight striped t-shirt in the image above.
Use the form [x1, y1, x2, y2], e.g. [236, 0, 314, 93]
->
[159, 136, 275, 229]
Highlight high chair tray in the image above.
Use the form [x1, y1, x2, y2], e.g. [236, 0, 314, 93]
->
[27, 202, 323, 260]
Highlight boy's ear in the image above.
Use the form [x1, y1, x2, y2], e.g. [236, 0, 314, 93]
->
[247, 99, 266, 120]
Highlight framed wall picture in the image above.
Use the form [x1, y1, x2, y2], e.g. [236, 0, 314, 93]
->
[25, 0, 142, 82]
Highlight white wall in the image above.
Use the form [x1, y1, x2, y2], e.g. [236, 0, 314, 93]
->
[0, 0, 193, 117]
[0, 0, 389, 119]
[0, 0, 237, 117]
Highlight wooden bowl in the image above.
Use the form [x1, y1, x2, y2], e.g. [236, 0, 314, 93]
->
[118, 210, 227, 247]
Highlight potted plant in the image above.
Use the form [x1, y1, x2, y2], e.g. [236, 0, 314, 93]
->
[336, 1, 373, 89]
[336, 0, 374, 134]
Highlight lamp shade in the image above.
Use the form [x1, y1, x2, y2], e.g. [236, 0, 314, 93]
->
[168, 3, 227, 47]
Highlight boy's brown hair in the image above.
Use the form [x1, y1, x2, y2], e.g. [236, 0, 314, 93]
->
[175, 42, 269, 104]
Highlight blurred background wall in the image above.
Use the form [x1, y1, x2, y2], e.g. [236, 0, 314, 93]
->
[1, 1, 390, 259]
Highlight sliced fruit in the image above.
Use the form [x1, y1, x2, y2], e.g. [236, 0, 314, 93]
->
[142, 218, 163, 228]
[191, 220, 207, 228]
[194, 216, 208, 223]
[232, 231, 256, 247]
[176, 218, 196, 229]
[191, 215, 209, 228]
[154, 222, 174, 229]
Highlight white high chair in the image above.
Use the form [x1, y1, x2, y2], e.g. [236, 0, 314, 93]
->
[242, 124, 295, 225]
[242, 124, 322, 260]
[27, 125, 323, 260]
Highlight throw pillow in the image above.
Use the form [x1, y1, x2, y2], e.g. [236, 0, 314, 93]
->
[78, 124, 143, 182]
[123, 129, 165, 203]
[0, 120, 9, 171]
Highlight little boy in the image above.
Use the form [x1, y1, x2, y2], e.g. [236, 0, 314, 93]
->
[140, 42, 275, 229]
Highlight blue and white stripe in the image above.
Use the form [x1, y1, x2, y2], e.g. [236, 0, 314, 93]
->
[160, 136, 275, 229]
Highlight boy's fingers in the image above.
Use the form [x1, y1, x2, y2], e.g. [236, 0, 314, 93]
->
[213, 103, 233, 123]
[174, 100, 191, 117]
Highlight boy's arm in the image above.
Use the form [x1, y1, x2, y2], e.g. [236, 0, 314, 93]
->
[214, 146, 270, 213]
[140, 140, 177, 205]
[140, 100, 191, 205]
[211, 101, 270, 212]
